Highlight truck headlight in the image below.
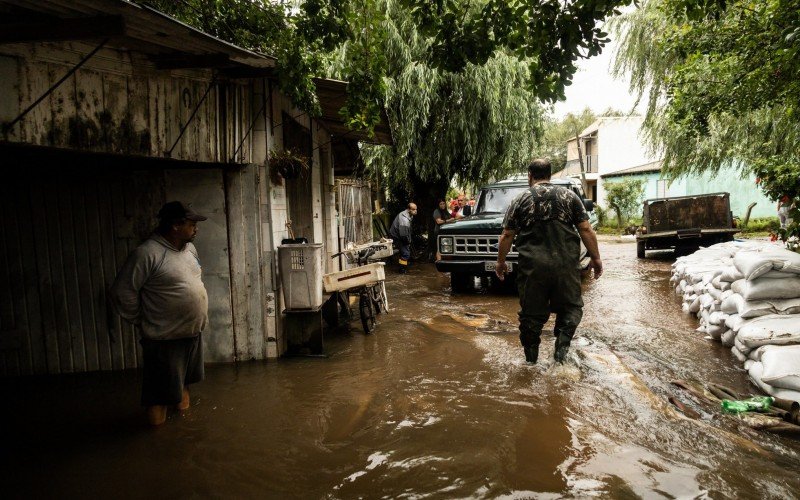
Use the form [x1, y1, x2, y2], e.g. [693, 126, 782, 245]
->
[440, 236, 454, 253]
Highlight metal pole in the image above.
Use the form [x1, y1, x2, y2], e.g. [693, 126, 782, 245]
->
[3, 38, 109, 136]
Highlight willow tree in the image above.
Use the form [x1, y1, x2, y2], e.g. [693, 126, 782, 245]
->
[359, 1, 546, 234]
[612, 0, 800, 247]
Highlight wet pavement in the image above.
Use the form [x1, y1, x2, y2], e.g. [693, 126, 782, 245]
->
[2, 240, 800, 499]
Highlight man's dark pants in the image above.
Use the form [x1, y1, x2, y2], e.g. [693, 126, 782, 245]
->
[516, 267, 583, 359]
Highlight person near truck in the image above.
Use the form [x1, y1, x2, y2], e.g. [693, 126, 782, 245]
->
[431, 199, 453, 261]
[390, 202, 417, 274]
[452, 194, 472, 219]
[494, 159, 603, 364]
[110, 201, 209, 426]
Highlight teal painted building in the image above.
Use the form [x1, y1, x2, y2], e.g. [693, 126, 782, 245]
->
[602, 163, 776, 219]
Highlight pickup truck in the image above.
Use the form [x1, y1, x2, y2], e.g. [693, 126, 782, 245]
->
[435, 176, 596, 292]
[635, 192, 739, 258]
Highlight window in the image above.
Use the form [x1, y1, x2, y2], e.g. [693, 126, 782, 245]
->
[656, 179, 669, 198]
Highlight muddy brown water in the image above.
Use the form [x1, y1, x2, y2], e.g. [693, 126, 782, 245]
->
[2, 241, 800, 499]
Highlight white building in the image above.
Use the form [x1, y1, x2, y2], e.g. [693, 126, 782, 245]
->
[554, 115, 661, 208]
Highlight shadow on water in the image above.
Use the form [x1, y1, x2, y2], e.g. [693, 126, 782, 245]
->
[2, 242, 800, 498]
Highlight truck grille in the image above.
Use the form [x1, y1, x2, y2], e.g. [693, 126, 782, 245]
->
[452, 235, 517, 256]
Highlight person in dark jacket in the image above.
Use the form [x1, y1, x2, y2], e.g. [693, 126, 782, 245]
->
[494, 159, 603, 364]
[389, 203, 417, 273]
[431, 199, 452, 261]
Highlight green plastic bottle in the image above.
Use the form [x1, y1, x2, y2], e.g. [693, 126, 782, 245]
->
[721, 396, 774, 413]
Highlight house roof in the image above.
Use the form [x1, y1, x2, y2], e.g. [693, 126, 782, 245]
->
[600, 160, 663, 178]
[0, 0, 393, 145]
[314, 78, 393, 146]
[0, 0, 276, 70]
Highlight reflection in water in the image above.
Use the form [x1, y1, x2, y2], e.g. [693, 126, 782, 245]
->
[2, 242, 800, 499]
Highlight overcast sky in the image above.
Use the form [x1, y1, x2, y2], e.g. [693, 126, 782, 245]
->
[550, 38, 643, 119]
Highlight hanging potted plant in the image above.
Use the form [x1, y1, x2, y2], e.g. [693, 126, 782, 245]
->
[268, 148, 310, 184]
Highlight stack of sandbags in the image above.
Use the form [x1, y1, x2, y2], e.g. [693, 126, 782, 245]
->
[671, 241, 800, 401]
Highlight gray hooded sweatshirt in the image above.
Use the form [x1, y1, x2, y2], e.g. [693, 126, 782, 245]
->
[110, 234, 209, 340]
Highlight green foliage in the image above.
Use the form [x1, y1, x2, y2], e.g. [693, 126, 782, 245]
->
[594, 205, 609, 227]
[361, 0, 546, 211]
[604, 179, 645, 228]
[611, 0, 800, 250]
[740, 217, 780, 233]
[402, 0, 634, 102]
[533, 108, 597, 173]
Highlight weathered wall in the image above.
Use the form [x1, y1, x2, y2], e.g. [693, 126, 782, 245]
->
[0, 42, 254, 164]
[0, 166, 163, 376]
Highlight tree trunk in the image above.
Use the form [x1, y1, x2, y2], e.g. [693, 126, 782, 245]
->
[409, 171, 450, 239]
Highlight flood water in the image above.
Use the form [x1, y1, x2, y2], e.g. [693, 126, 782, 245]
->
[2, 240, 800, 499]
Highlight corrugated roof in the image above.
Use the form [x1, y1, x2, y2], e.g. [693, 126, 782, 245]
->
[1, 0, 393, 145]
[1, 0, 277, 68]
[313, 78, 393, 146]
[601, 160, 663, 178]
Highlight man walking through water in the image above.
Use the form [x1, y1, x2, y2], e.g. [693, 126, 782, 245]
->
[111, 201, 209, 425]
[494, 159, 603, 364]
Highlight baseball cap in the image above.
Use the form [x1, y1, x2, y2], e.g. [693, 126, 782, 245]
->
[157, 201, 207, 222]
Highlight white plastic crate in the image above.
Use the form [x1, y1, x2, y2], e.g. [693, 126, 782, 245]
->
[323, 262, 386, 292]
[278, 243, 324, 310]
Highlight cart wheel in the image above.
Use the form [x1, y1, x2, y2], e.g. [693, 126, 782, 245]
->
[636, 240, 646, 259]
[370, 285, 385, 314]
[359, 291, 376, 334]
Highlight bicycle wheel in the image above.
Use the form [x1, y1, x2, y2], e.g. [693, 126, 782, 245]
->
[359, 291, 376, 334]
[369, 284, 385, 314]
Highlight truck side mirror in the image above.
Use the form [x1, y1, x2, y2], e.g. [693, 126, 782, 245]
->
[583, 199, 595, 212]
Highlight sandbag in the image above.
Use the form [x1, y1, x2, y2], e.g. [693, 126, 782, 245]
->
[721, 293, 743, 314]
[708, 311, 728, 326]
[734, 335, 751, 356]
[748, 361, 800, 402]
[707, 285, 723, 301]
[721, 328, 736, 346]
[760, 345, 800, 392]
[731, 277, 800, 301]
[720, 266, 744, 282]
[737, 314, 800, 349]
[707, 323, 726, 338]
[738, 297, 800, 319]
[732, 346, 748, 363]
[725, 314, 743, 332]
[734, 248, 800, 280]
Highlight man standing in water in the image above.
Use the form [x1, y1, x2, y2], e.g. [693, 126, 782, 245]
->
[389, 202, 418, 274]
[111, 201, 209, 425]
[494, 159, 603, 364]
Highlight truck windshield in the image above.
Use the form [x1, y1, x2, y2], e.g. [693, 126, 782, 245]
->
[475, 187, 527, 214]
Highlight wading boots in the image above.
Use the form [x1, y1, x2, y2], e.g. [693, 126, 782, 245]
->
[523, 345, 539, 364]
[554, 334, 572, 363]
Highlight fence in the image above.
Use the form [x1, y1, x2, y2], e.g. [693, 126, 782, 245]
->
[336, 179, 373, 246]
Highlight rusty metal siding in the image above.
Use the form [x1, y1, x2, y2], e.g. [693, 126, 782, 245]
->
[0, 170, 166, 376]
[336, 179, 373, 247]
[0, 43, 254, 164]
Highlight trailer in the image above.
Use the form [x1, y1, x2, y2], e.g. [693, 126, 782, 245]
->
[636, 192, 740, 258]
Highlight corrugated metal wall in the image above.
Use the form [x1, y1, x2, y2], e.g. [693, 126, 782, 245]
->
[336, 179, 373, 247]
[0, 168, 165, 376]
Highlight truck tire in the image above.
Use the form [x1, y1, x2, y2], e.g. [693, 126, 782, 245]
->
[636, 240, 646, 259]
[450, 272, 473, 293]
